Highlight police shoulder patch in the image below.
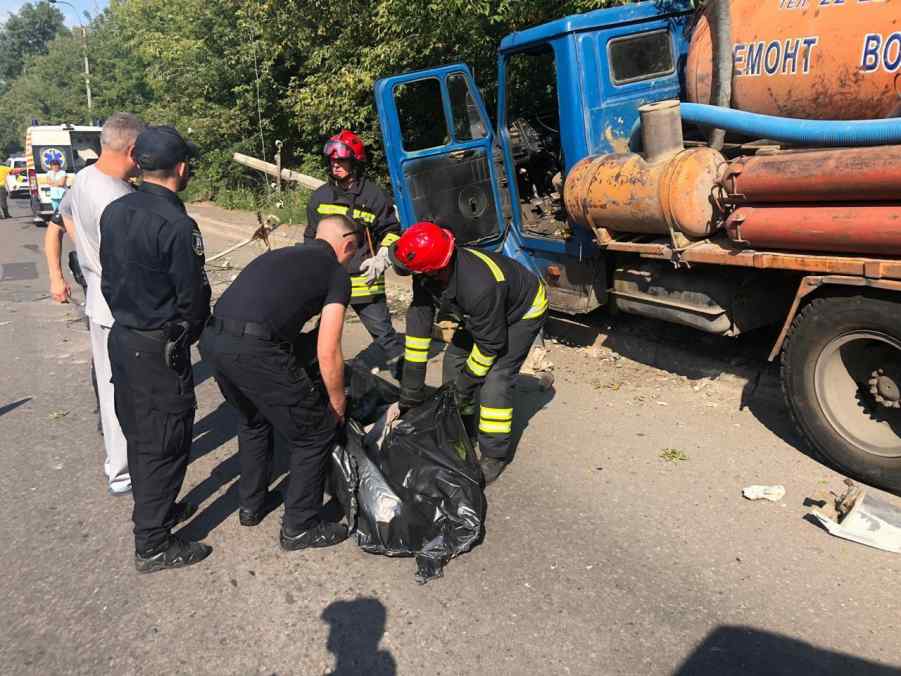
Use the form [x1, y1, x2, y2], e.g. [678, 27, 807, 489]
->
[192, 230, 205, 257]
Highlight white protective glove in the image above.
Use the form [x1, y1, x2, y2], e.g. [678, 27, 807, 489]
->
[360, 246, 391, 285]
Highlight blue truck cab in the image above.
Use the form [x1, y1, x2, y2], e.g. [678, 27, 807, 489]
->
[375, 0, 694, 314]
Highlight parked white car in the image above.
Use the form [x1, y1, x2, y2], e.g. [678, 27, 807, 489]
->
[4, 156, 29, 197]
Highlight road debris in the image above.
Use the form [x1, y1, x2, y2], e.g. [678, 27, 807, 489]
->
[809, 480, 901, 554]
[518, 343, 555, 391]
[660, 448, 688, 462]
[48, 410, 70, 420]
[742, 484, 786, 502]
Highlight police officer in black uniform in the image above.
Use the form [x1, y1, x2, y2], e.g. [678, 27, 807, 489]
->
[199, 215, 358, 550]
[305, 130, 403, 374]
[391, 221, 548, 484]
[100, 126, 212, 573]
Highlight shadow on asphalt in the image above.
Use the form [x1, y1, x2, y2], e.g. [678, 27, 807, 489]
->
[0, 397, 32, 417]
[192, 357, 214, 389]
[674, 625, 901, 675]
[509, 376, 556, 463]
[179, 401, 303, 539]
[322, 598, 397, 676]
[190, 402, 238, 464]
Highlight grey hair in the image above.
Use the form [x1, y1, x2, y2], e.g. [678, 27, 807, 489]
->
[100, 112, 146, 151]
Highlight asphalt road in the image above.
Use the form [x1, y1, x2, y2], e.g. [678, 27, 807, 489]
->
[1, 195, 899, 675]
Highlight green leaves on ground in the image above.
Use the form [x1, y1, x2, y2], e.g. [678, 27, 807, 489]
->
[660, 448, 688, 463]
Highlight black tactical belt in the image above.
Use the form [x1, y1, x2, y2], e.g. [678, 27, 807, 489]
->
[127, 327, 167, 341]
[210, 316, 281, 342]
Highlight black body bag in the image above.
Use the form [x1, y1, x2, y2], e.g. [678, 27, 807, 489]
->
[331, 366, 485, 584]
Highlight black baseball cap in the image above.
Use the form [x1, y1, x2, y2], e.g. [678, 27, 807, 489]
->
[134, 125, 198, 171]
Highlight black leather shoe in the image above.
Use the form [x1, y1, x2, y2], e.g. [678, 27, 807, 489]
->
[480, 457, 508, 485]
[238, 493, 279, 527]
[239, 507, 263, 527]
[279, 521, 348, 551]
[134, 537, 212, 574]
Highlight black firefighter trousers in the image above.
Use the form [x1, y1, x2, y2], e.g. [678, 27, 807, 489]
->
[199, 326, 337, 532]
[442, 313, 546, 461]
[108, 325, 196, 555]
[351, 296, 403, 370]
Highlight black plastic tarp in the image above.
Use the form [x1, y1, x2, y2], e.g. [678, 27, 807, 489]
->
[331, 366, 485, 583]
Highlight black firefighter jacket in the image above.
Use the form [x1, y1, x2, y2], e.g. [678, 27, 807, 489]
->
[402, 247, 546, 394]
[304, 177, 400, 303]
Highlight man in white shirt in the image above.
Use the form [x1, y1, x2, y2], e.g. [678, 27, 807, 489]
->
[44, 112, 146, 496]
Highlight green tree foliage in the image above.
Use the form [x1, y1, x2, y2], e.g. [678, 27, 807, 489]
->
[0, 33, 86, 154]
[1, 0, 635, 188]
[0, 2, 67, 93]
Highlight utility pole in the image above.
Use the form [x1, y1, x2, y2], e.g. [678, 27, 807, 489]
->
[274, 140, 283, 193]
[49, 0, 93, 120]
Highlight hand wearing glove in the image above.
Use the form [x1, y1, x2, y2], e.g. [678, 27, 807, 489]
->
[360, 246, 391, 285]
[399, 385, 427, 413]
[451, 379, 477, 418]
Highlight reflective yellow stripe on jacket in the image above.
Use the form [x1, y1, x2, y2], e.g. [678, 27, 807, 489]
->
[316, 203, 376, 224]
[466, 343, 495, 377]
[522, 283, 548, 320]
[464, 248, 505, 282]
[350, 273, 385, 298]
[404, 335, 431, 363]
[479, 405, 513, 435]
[380, 232, 400, 248]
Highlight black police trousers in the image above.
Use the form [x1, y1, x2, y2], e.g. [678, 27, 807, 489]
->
[108, 324, 196, 555]
[352, 297, 403, 369]
[199, 326, 337, 531]
[442, 314, 546, 460]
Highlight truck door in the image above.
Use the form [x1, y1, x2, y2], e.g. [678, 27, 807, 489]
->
[375, 65, 509, 246]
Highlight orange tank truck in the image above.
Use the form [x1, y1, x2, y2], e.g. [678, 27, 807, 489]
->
[686, 0, 901, 120]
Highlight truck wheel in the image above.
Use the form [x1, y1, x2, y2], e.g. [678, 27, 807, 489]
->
[781, 293, 901, 492]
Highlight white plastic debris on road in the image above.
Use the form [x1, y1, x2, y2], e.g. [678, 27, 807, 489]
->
[742, 484, 786, 502]
[811, 491, 901, 554]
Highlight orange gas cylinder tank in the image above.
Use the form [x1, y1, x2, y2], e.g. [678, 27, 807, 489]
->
[686, 0, 901, 120]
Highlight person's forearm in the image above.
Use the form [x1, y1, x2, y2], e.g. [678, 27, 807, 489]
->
[319, 344, 345, 414]
[44, 223, 65, 283]
[44, 223, 71, 303]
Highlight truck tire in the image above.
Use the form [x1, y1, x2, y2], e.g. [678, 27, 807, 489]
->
[781, 293, 901, 492]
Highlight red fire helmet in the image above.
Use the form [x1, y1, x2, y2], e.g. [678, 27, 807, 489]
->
[390, 221, 456, 274]
[323, 130, 366, 162]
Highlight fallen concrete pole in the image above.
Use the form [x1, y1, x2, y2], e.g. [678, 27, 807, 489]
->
[232, 152, 325, 191]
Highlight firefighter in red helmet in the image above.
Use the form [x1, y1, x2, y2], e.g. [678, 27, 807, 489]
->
[305, 130, 403, 374]
[390, 221, 548, 484]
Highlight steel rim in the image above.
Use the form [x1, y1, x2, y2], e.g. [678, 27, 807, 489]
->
[814, 331, 901, 459]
